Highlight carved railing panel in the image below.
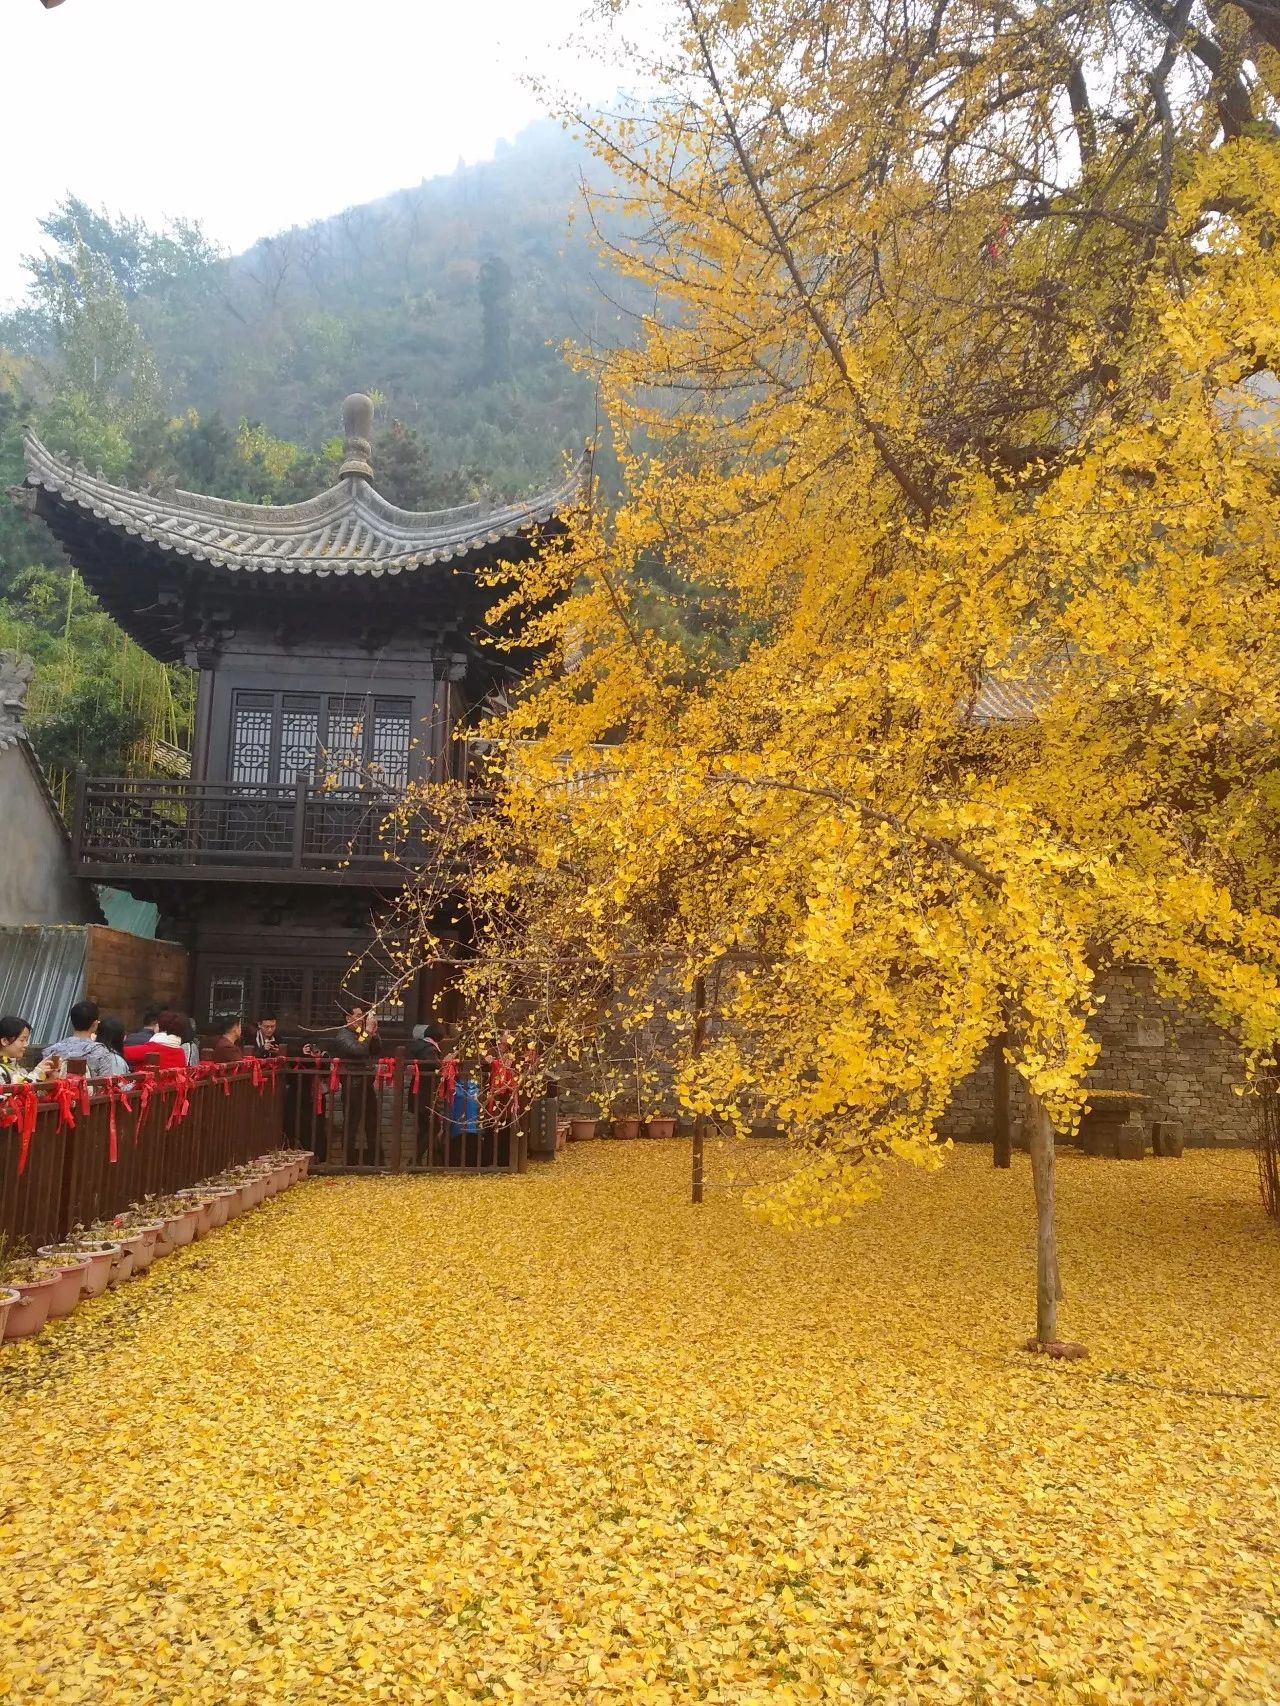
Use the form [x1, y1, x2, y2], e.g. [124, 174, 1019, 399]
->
[74, 777, 425, 875]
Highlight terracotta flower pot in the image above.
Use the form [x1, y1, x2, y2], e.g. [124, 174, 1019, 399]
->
[118, 1226, 161, 1274]
[221, 1186, 245, 1220]
[0, 1286, 18, 1340]
[645, 1118, 677, 1140]
[611, 1117, 641, 1141]
[163, 1207, 199, 1248]
[4, 1274, 59, 1340]
[177, 1193, 216, 1238]
[58, 1243, 118, 1298]
[569, 1118, 598, 1142]
[204, 1191, 233, 1229]
[295, 1151, 312, 1179]
[33, 1251, 92, 1318]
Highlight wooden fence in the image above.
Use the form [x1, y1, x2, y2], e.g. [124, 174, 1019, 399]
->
[0, 1060, 283, 1250]
[280, 1057, 527, 1176]
[1, 1056, 528, 1249]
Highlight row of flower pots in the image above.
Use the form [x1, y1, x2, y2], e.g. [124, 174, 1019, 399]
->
[567, 1116, 679, 1142]
[0, 1149, 312, 1344]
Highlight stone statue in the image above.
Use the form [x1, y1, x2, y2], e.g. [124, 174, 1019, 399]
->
[0, 651, 35, 751]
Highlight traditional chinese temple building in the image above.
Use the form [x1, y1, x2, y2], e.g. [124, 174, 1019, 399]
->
[19, 395, 581, 1037]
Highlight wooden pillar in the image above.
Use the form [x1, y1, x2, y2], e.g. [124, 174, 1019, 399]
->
[691, 974, 706, 1206]
[993, 1032, 1012, 1169]
[1027, 1087, 1058, 1345]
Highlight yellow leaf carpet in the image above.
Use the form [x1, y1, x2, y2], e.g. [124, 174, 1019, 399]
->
[1, 1145, 1277, 1703]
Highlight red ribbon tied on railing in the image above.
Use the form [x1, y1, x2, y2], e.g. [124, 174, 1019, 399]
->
[250, 1056, 265, 1093]
[407, 1061, 420, 1098]
[165, 1067, 191, 1129]
[374, 1058, 396, 1091]
[79, 1077, 92, 1117]
[106, 1080, 122, 1163]
[52, 1075, 80, 1133]
[0, 1081, 38, 1176]
[328, 1058, 341, 1094]
[438, 1057, 458, 1105]
[134, 1075, 153, 1144]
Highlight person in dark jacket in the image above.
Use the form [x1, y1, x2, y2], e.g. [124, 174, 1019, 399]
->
[252, 1015, 281, 1059]
[207, 1015, 244, 1064]
[408, 1022, 444, 1164]
[124, 1008, 161, 1049]
[330, 1005, 382, 1160]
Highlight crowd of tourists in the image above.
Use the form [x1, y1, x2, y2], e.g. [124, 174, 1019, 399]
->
[0, 996, 279, 1085]
[0, 1000, 522, 1167]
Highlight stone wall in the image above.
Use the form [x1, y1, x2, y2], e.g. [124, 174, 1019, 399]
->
[83, 927, 190, 1031]
[940, 967, 1251, 1148]
[0, 741, 98, 928]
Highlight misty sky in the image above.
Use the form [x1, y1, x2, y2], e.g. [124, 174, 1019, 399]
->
[3, 0, 650, 305]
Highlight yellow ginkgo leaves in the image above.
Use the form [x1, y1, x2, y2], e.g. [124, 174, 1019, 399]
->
[0, 1143, 1278, 1703]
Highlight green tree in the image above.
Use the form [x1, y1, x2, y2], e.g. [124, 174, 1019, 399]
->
[477, 255, 514, 384]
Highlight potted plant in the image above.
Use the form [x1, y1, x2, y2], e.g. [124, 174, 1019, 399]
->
[0, 1242, 64, 1340]
[645, 1117, 677, 1140]
[29, 1246, 92, 1318]
[105, 1211, 167, 1272]
[51, 1235, 124, 1294]
[175, 1190, 218, 1239]
[569, 1114, 599, 1142]
[132, 1194, 202, 1253]
[0, 1286, 18, 1341]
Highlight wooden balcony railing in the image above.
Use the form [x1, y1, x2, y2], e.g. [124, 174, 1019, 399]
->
[71, 776, 427, 883]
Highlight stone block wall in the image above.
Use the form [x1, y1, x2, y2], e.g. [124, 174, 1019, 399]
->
[940, 968, 1251, 1148]
[83, 927, 190, 1030]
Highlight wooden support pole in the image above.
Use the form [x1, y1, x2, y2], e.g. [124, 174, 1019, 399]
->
[993, 1032, 1012, 1169]
[1027, 1088, 1058, 1345]
[691, 974, 706, 1206]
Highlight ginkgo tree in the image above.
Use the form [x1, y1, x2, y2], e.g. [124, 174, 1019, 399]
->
[391, 0, 1280, 1348]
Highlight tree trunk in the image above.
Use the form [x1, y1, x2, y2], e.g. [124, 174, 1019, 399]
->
[1026, 1088, 1058, 1344]
[992, 1032, 1012, 1168]
[691, 974, 707, 1205]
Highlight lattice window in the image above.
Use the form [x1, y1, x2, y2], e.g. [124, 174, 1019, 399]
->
[371, 699, 412, 789]
[259, 968, 305, 1025]
[278, 695, 320, 784]
[208, 976, 247, 1023]
[229, 694, 273, 787]
[373, 976, 406, 1024]
[325, 697, 365, 788]
[307, 967, 370, 1028]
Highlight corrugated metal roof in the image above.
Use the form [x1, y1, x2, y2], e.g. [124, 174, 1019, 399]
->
[0, 925, 87, 1047]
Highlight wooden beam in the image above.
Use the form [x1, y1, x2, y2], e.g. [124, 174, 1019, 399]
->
[993, 1032, 1012, 1168]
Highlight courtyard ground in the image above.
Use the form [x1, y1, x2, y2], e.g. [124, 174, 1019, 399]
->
[0, 1142, 1277, 1704]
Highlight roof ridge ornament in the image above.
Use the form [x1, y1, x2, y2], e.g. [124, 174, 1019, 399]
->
[339, 393, 375, 484]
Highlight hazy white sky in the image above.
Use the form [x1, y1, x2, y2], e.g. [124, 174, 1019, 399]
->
[3, 0, 646, 305]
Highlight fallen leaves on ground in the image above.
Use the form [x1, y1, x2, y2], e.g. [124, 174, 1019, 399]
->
[1, 1144, 1277, 1703]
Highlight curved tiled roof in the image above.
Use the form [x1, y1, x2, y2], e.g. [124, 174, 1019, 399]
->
[22, 434, 586, 578]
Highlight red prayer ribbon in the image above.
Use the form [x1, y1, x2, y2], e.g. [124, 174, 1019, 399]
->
[165, 1067, 191, 1129]
[0, 1082, 38, 1176]
[407, 1061, 420, 1097]
[134, 1075, 153, 1143]
[52, 1076, 80, 1132]
[374, 1058, 396, 1090]
[438, 1057, 458, 1105]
